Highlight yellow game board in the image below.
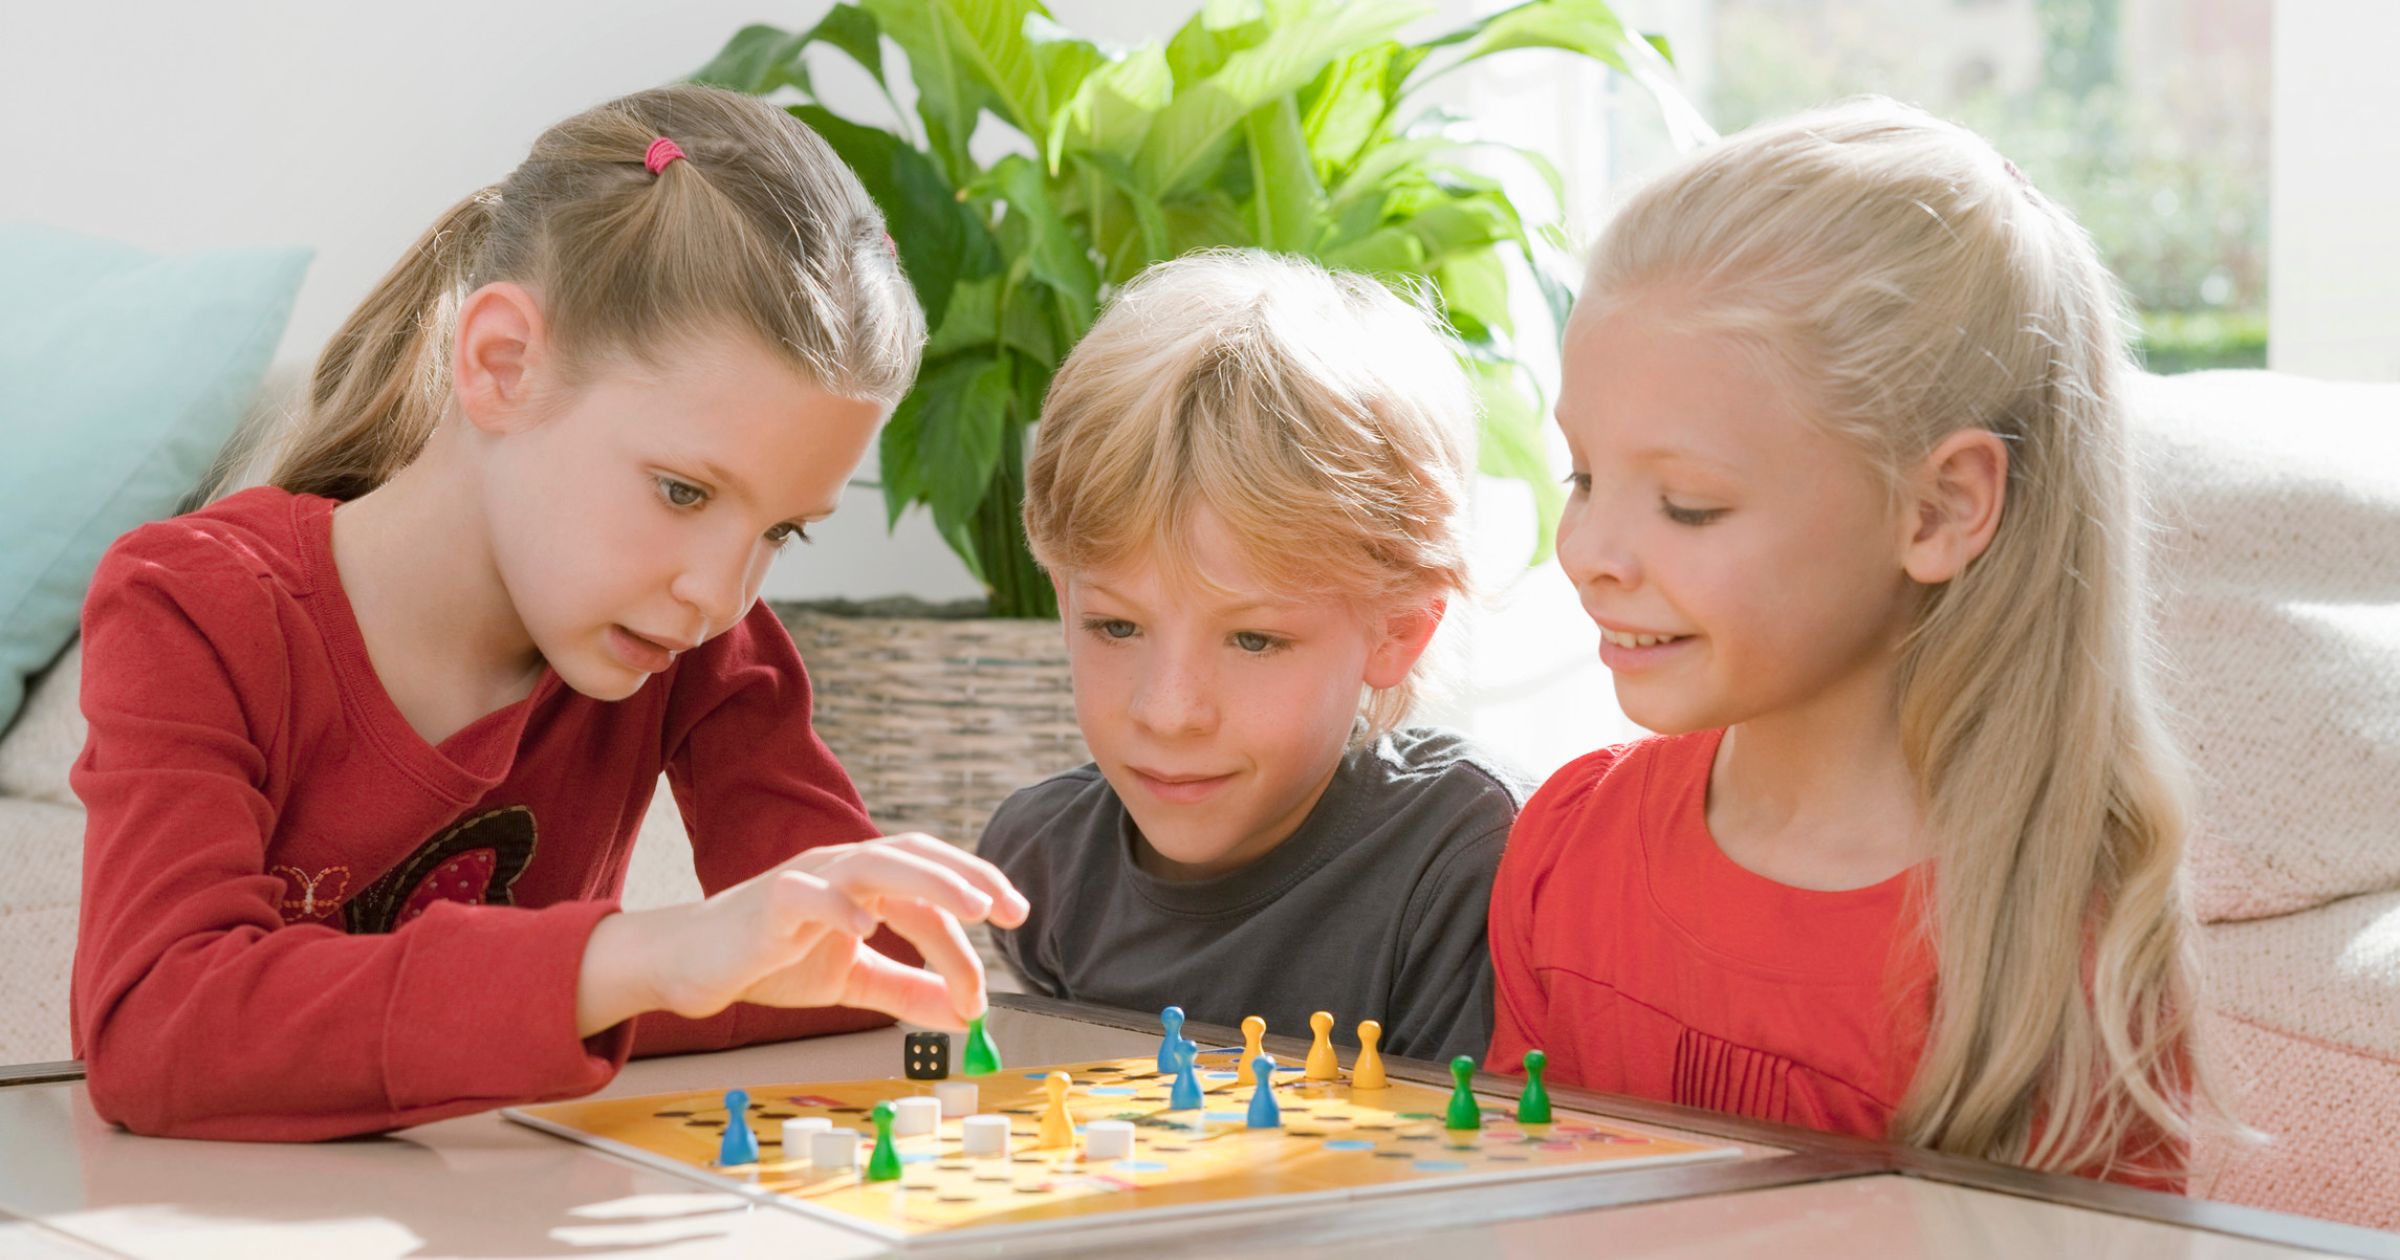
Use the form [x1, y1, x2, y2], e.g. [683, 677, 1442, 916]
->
[505, 1048, 1740, 1245]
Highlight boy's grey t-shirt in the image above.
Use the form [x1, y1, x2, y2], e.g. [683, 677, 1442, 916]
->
[980, 726, 1528, 1064]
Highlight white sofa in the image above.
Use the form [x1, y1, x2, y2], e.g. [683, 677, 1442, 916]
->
[0, 369, 2393, 1229]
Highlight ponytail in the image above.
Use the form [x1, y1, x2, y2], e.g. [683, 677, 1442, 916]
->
[268, 189, 493, 501]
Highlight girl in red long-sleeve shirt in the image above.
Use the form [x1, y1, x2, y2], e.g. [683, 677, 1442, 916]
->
[1489, 98, 2227, 1190]
[70, 84, 1026, 1141]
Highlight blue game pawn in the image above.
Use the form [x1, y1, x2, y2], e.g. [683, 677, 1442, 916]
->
[1156, 1005, 1185, 1074]
[1168, 1035, 1203, 1110]
[718, 1088, 760, 1165]
[1246, 1054, 1281, 1129]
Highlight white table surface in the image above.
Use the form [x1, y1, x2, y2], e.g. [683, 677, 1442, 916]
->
[0, 1000, 2385, 1259]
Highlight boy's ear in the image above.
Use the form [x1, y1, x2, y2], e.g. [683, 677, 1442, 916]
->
[1901, 428, 2009, 584]
[1363, 595, 1446, 690]
[452, 282, 551, 436]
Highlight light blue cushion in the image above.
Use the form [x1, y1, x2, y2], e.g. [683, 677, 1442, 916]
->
[0, 225, 309, 733]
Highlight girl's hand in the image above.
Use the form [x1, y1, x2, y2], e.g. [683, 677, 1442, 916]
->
[577, 834, 1030, 1037]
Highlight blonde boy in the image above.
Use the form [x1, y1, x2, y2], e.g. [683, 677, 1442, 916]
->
[981, 251, 1527, 1062]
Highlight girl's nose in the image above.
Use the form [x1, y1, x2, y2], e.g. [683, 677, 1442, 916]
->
[672, 542, 758, 636]
[1555, 498, 1640, 592]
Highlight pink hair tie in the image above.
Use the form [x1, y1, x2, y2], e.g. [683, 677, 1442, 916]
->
[644, 137, 686, 175]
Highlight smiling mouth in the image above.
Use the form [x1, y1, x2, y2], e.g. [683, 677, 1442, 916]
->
[1598, 628, 1690, 648]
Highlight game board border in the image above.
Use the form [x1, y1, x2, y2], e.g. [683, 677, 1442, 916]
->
[501, 1059, 1744, 1249]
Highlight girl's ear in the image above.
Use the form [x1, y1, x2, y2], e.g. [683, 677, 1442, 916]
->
[1901, 428, 2009, 584]
[452, 282, 551, 436]
[1364, 595, 1447, 690]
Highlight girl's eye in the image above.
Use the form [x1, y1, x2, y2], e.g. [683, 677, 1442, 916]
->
[1661, 497, 1727, 526]
[1232, 631, 1284, 654]
[1082, 617, 1137, 641]
[765, 522, 813, 548]
[657, 477, 707, 509]
[1563, 470, 1592, 495]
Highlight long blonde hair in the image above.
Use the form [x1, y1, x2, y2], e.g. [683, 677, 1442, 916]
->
[1024, 250, 1475, 736]
[1582, 98, 2218, 1176]
[266, 84, 923, 500]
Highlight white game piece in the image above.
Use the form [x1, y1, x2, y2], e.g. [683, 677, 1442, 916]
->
[809, 1128, 859, 1171]
[1083, 1118, 1135, 1160]
[961, 1114, 1011, 1157]
[894, 1096, 941, 1137]
[782, 1115, 832, 1159]
[933, 1080, 978, 1118]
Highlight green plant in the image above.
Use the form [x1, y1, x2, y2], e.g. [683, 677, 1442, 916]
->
[697, 0, 1699, 617]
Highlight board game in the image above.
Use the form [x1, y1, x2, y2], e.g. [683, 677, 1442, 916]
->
[504, 1041, 1742, 1246]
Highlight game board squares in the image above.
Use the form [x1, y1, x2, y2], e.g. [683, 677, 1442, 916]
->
[653, 1109, 693, 1118]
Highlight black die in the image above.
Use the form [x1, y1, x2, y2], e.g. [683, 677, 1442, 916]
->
[905, 1031, 951, 1080]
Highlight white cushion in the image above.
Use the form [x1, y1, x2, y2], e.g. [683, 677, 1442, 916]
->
[2204, 888, 2400, 1060]
[0, 797, 87, 1064]
[0, 642, 83, 807]
[2135, 371, 2400, 922]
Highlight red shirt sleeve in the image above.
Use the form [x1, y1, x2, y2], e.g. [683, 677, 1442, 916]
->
[624, 601, 920, 1058]
[69, 532, 633, 1140]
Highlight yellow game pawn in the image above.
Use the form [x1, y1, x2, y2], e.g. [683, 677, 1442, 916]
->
[1352, 1019, 1388, 1089]
[1038, 1071, 1075, 1150]
[1306, 1010, 1340, 1081]
[1235, 1015, 1267, 1086]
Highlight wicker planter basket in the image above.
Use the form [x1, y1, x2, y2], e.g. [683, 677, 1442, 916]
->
[774, 600, 1090, 853]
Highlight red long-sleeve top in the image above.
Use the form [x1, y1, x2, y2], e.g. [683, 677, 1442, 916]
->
[70, 487, 906, 1141]
[1488, 729, 2184, 1191]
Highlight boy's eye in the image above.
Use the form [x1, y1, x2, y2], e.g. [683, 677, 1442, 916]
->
[1082, 617, 1138, 640]
[1231, 631, 1283, 654]
[1661, 497, 1727, 526]
[765, 522, 813, 548]
[657, 477, 707, 509]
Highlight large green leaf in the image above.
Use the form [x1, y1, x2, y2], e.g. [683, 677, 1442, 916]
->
[1407, 0, 1712, 148]
[1297, 43, 1396, 182]
[1135, 0, 1429, 197]
[789, 105, 977, 335]
[1435, 245, 1513, 344]
[809, 4, 890, 88]
[912, 353, 1016, 580]
[925, 273, 1002, 358]
[691, 24, 815, 95]
[1048, 42, 1173, 171]
[1164, 0, 1271, 87]
[1321, 224, 1426, 275]
[984, 154, 1099, 324]
[1066, 149, 1171, 284]
[1404, 190, 1524, 258]
[1465, 355, 1560, 565]
[1162, 191, 1254, 256]
[1241, 98, 1321, 253]
[941, 0, 1057, 138]
[859, 0, 996, 185]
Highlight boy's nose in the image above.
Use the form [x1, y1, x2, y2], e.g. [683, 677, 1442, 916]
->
[1129, 658, 1218, 737]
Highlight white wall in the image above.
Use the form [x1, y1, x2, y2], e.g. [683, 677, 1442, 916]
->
[0, 0, 1112, 606]
[2269, 0, 2400, 382]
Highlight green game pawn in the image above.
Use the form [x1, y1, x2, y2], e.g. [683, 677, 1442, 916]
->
[1445, 1055, 1482, 1131]
[866, 1100, 903, 1181]
[962, 1015, 1002, 1076]
[1516, 1049, 1553, 1125]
